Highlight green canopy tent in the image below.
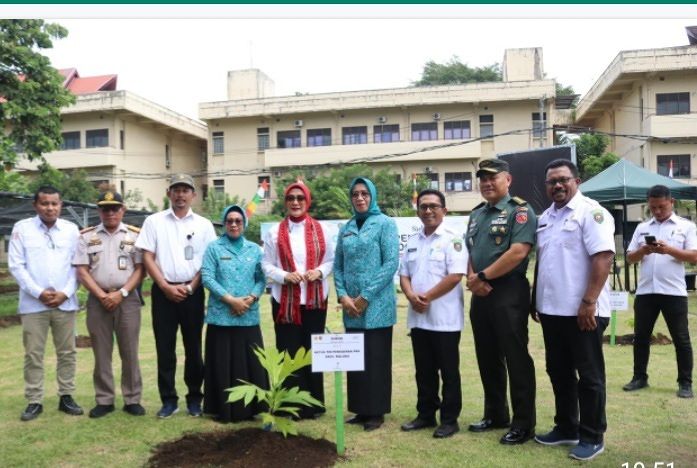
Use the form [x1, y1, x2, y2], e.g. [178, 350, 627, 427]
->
[579, 159, 697, 290]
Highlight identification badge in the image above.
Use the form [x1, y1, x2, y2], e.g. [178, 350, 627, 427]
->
[184, 245, 194, 260]
[118, 255, 128, 270]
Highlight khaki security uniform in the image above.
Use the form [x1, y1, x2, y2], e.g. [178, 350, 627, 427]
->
[73, 223, 143, 405]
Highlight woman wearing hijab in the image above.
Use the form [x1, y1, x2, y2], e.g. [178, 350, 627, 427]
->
[262, 182, 334, 419]
[201, 205, 268, 423]
[333, 177, 399, 431]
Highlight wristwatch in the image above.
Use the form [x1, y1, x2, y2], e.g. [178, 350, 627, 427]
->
[477, 271, 487, 281]
[119, 288, 129, 298]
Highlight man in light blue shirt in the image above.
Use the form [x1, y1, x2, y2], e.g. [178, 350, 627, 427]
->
[8, 186, 83, 421]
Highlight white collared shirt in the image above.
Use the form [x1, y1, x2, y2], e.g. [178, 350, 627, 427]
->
[628, 213, 697, 296]
[399, 223, 468, 331]
[536, 192, 615, 318]
[135, 208, 217, 282]
[8, 216, 79, 314]
[262, 219, 334, 304]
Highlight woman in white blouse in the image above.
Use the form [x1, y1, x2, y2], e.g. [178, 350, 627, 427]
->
[262, 182, 334, 419]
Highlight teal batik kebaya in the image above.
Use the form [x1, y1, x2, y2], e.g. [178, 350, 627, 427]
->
[334, 177, 399, 329]
[202, 205, 266, 327]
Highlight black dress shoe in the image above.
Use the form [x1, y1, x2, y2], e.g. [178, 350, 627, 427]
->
[346, 414, 367, 424]
[401, 417, 437, 432]
[123, 403, 146, 416]
[89, 404, 115, 418]
[363, 415, 384, 431]
[500, 428, 534, 445]
[58, 395, 84, 416]
[433, 423, 460, 438]
[468, 418, 510, 432]
[623, 378, 649, 392]
[20, 403, 43, 421]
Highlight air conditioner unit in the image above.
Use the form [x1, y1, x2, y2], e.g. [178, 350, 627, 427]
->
[377, 116, 388, 124]
[294, 119, 304, 128]
[425, 166, 434, 173]
[432, 112, 441, 121]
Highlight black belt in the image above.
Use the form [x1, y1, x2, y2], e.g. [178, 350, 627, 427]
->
[166, 281, 192, 285]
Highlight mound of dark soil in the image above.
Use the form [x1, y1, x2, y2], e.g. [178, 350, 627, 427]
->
[603, 332, 672, 345]
[147, 427, 338, 468]
[0, 314, 21, 328]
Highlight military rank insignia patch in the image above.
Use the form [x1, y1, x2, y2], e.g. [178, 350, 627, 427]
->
[453, 239, 463, 252]
[515, 212, 528, 224]
[592, 209, 605, 224]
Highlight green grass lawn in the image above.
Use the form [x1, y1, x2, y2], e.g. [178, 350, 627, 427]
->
[0, 284, 695, 467]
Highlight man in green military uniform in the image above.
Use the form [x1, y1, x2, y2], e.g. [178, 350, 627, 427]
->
[73, 191, 145, 418]
[465, 159, 537, 445]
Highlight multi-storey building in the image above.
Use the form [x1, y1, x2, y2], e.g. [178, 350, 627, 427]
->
[575, 44, 697, 182]
[200, 48, 564, 213]
[18, 69, 208, 209]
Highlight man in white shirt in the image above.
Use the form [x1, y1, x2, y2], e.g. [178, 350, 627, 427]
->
[135, 174, 217, 418]
[623, 185, 696, 399]
[532, 160, 615, 462]
[8, 185, 84, 421]
[399, 189, 468, 439]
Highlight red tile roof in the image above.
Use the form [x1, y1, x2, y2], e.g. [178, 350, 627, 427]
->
[58, 68, 117, 94]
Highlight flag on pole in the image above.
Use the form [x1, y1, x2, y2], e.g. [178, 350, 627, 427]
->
[411, 173, 418, 209]
[245, 179, 270, 218]
[668, 159, 674, 178]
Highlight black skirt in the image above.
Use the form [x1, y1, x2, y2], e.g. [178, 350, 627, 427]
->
[272, 299, 327, 418]
[346, 326, 393, 416]
[203, 324, 268, 423]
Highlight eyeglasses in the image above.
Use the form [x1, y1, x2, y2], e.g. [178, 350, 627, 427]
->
[285, 195, 306, 202]
[418, 203, 443, 212]
[351, 191, 371, 199]
[225, 219, 244, 225]
[99, 205, 121, 213]
[544, 177, 575, 186]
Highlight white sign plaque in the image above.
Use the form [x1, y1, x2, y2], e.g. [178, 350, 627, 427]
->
[311, 333, 365, 372]
[609, 291, 629, 311]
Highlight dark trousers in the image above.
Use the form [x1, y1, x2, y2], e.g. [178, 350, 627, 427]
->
[539, 313, 609, 444]
[633, 294, 693, 385]
[410, 328, 462, 424]
[346, 327, 393, 416]
[151, 283, 205, 405]
[470, 274, 536, 430]
[271, 299, 327, 418]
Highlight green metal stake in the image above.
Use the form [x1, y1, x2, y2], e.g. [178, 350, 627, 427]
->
[335, 371, 345, 456]
[610, 310, 617, 346]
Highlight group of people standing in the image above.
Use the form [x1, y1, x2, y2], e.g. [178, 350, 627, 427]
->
[7, 159, 693, 463]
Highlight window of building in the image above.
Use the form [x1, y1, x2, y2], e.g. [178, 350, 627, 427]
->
[213, 179, 225, 194]
[479, 115, 494, 139]
[202, 184, 209, 201]
[444, 121, 471, 140]
[212, 131, 224, 154]
[342, 126, 367, 145]
[60, 131, 80, 150]
[532, 112, 547, 138]
[277, 130, 301, 149]
[91, 179, 109, 189]
[411, 122, 437, 141]
[374, 124, 400, 143]
[445, 172, 473, 192]
[119, 129, 125, 150]
[86, 129, 108, 148]
[165, 144, 171, 169]
[120, 180, 125, 194]
[657, 155, 691, 178]
[258, 176, 271, 199]
[307, 128, 332, 147]
[257, 127, 270, 151]
[656, 92, 690, 115]
[418, 173, 439, 190]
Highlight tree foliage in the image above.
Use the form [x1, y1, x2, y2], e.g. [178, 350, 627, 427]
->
[271, 164, 429, 220]
[0, 20, 75, 165]
[27, 163, 99, 203]
[414, 56, 501, 86]
[562, 133, 619, 180]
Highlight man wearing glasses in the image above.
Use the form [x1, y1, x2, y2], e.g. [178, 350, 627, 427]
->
[9, 185, 83, 421]
[399, 189, 467, 439]
[465, 159, 537, 445]
[532, 159, 614, 461]
[73, 191, 145, 419]
[135, 174, 217, 418]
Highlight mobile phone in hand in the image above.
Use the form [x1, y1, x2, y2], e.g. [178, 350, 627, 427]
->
[644, 235, 657, 245]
